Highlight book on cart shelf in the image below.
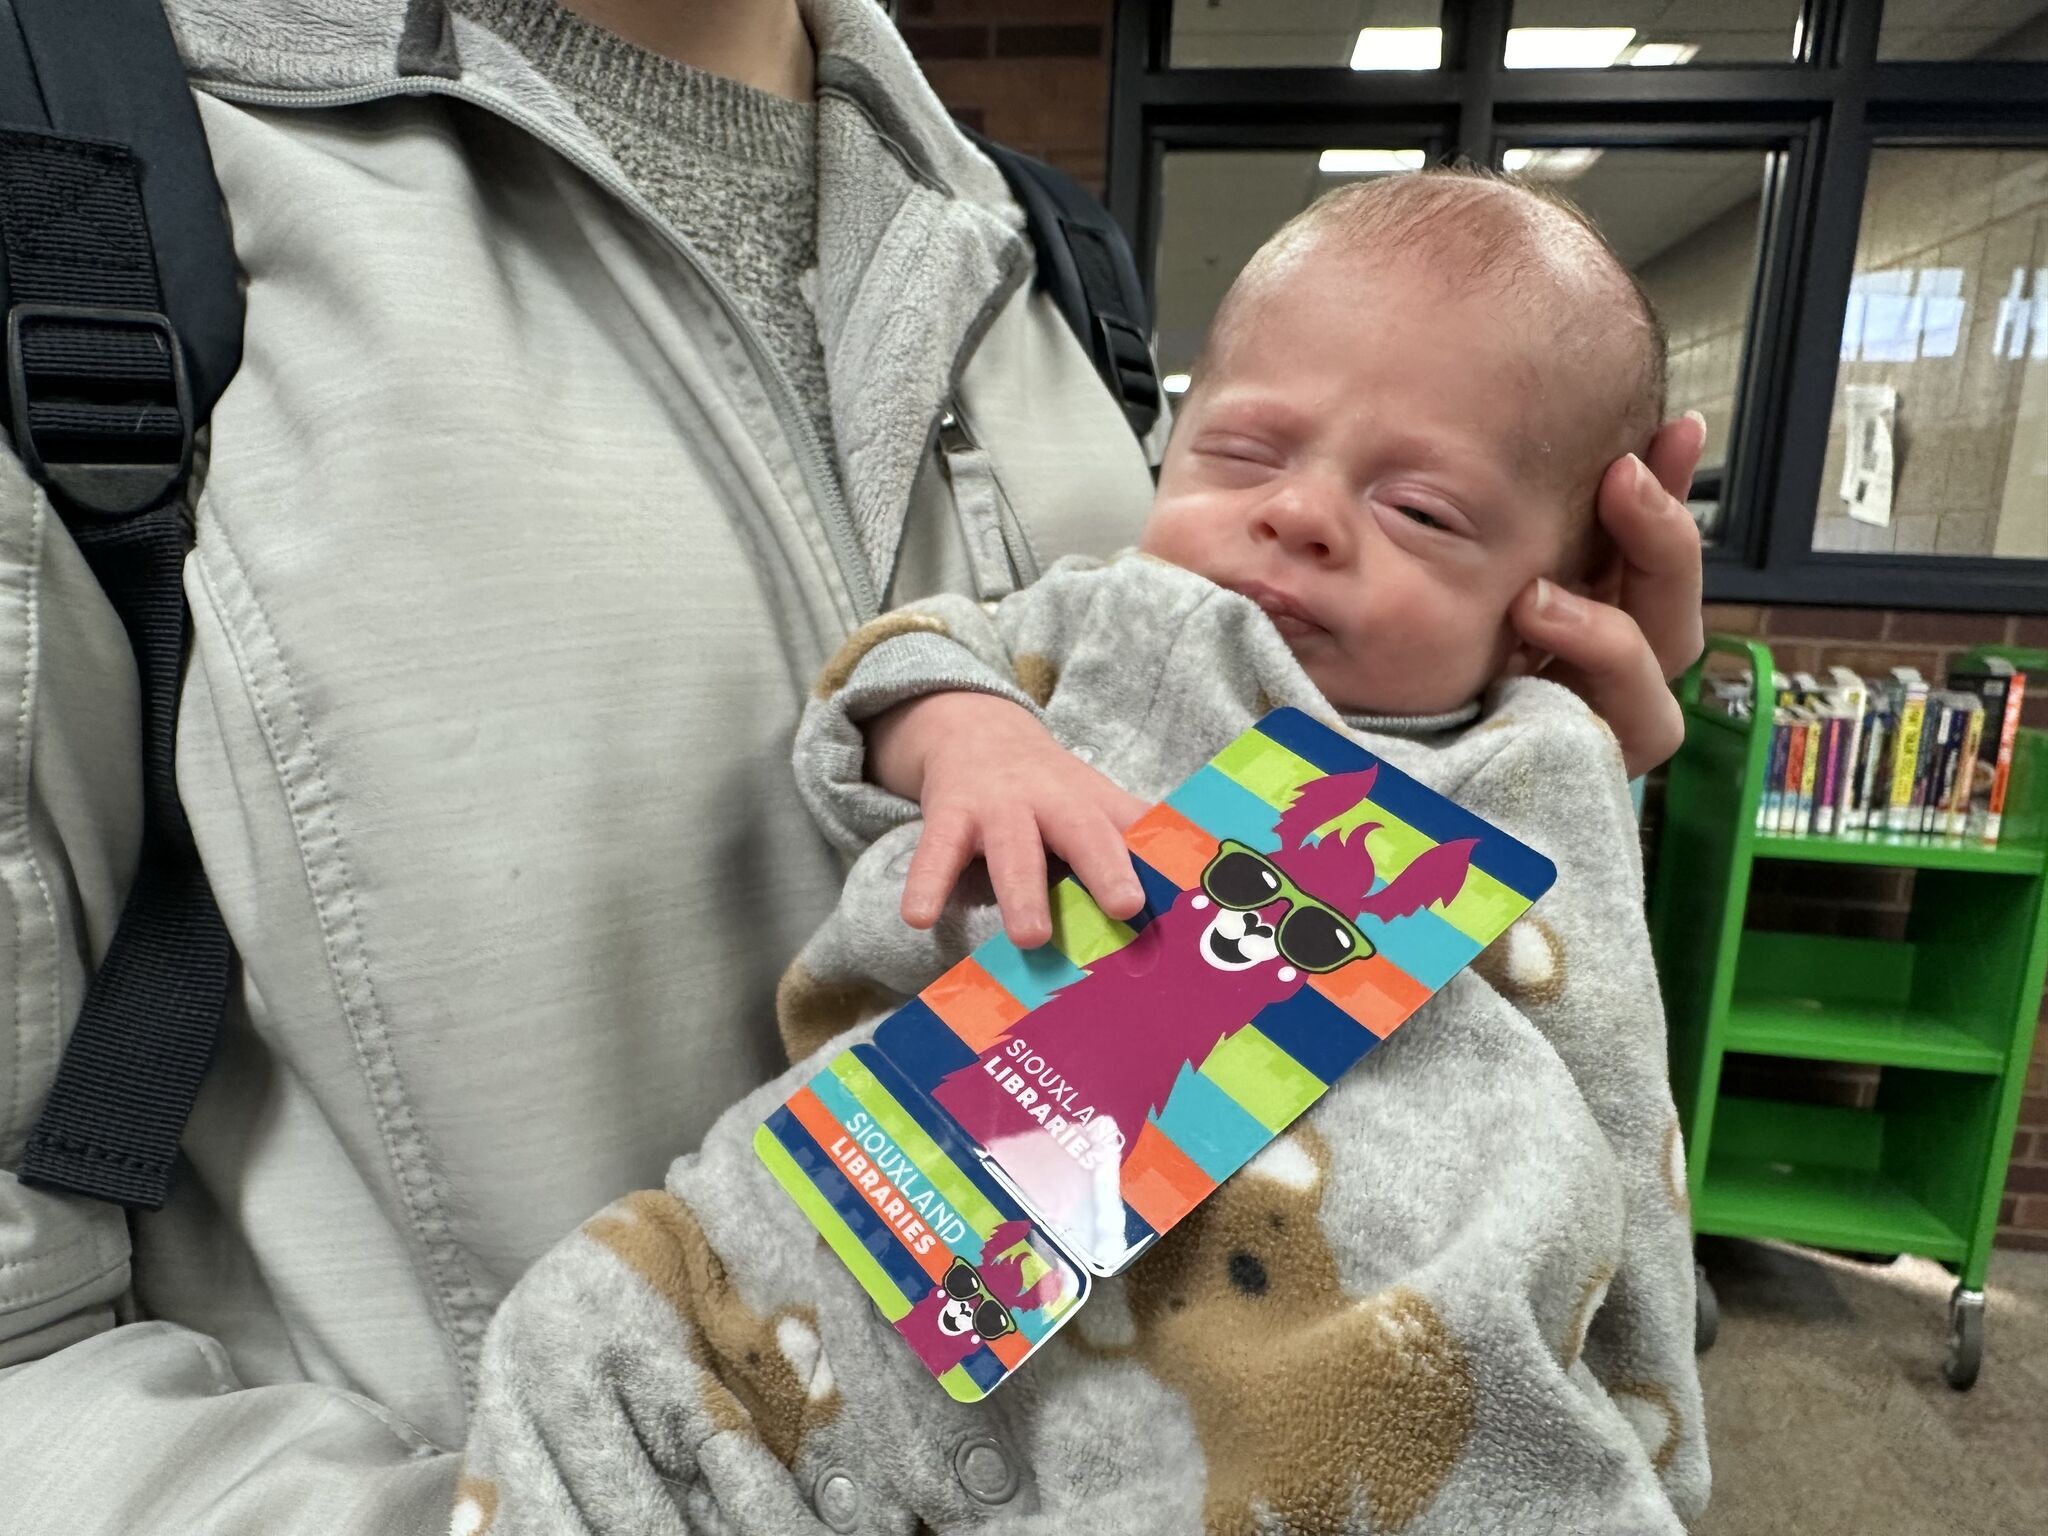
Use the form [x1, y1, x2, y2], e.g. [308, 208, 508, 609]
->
[1737, 658, 2021, 846]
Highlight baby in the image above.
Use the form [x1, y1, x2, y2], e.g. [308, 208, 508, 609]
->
[866, 166, 1667, 949]
[779, 167, 1710, 1529]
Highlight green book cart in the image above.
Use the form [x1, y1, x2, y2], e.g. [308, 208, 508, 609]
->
[1648, 639, 2048, 1389]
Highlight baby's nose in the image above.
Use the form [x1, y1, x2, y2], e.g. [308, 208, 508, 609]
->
[1254, 476, 1351, 564]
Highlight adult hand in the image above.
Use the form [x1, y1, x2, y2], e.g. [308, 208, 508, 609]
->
[869, 691, 1149, 946]
[1508, 412, 1707, 777]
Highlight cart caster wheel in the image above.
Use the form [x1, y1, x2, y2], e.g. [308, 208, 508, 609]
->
[1694, 1264, 1718, 1354]
[1943, 1286, 1984, 1391]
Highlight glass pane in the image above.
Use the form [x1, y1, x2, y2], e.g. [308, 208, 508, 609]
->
[1506, 1, 1802, 66]
[1880, 0, 2048, 60]
[1169, 0, 1442, 70]
[1152, 149, 1427, 388]
[1814, 148, 2048, 558]
[1508, 146, 1775, 542]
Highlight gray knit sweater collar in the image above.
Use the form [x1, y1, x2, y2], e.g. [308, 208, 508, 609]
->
[448, 0, 816, 170]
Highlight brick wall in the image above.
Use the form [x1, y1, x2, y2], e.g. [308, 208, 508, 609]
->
[898, 0, 1115, 193]
[904, 1, 2048, 1252]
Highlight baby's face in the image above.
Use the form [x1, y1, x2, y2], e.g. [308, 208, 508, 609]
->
[1143, 245, 1600, 717]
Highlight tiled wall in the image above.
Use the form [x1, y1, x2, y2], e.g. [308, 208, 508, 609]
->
[907, 0, 2048, 1252]
[1637, 149, 2048, 560]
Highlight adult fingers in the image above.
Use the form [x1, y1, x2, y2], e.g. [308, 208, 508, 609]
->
[983, 810, 1053, 948]
[1509, 579, 1684, 777]
[901, 809, 976, 929]
[1597, 423, 1705, 684]
[1643, 410, 1707, 502]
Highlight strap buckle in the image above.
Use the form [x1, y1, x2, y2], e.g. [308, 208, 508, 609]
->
[5, 302, 195, 520]
[1093, 313, 1161, 439]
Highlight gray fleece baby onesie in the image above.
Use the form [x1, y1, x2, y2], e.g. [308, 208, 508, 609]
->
[458, 552, 1708, 1536]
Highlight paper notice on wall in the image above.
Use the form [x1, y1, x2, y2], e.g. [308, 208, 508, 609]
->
[1841, 383, 1897, 526]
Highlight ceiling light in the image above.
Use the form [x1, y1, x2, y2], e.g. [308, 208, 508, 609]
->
[1318, 149, 1427, 175]
[1628, 41, 1700, 67]
[1502, 147, 1606, 181]
[1350, 26, 1443, 70]
[1504, 27, 1636, 69]
[1162, 373, 1191, 396]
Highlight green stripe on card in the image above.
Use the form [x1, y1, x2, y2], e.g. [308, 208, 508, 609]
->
[1049, 878, 1135, 968]
[829, 1054, 1006, 1238]
[753, 1126, 910, 1322]
[938, 1364, 986, 1403]
[1438, 867, 1528, 947]
[1200, 1025, 1326, 1131]
[1211, 733, 1320, 810]
[1352, 805, 1528, 948]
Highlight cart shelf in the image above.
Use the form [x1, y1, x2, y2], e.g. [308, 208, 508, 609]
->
[1696, 1156, 1967, 1261]
[1723, 1000, 2005, 1073]
[1648, 639, 2048, 1388]
[1752, 832, 2044, 874]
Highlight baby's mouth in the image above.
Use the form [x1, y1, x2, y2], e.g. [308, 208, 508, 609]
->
[1233, 581, 1325, 641]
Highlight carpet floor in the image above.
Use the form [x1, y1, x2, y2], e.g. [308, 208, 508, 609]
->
[1691, 1237, 2048, 1534]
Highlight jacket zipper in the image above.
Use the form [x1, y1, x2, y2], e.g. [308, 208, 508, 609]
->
[200, 76, 883, 624]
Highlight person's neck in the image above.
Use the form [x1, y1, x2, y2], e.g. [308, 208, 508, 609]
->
[558, 0, 816, 101]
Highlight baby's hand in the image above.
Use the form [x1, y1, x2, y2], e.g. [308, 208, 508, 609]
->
[868, 692, 1148, 947]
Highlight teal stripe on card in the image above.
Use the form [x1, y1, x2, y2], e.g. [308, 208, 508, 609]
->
[1166, 767, 1286, 852]
[973, 934, 1086, 1009]
[1356, 902, 1481, 991]
[1152, 1061, 1273, 1182]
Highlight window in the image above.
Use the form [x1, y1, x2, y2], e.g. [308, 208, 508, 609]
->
[1154, 148, 1434, 384]
[1815, 147, 2048, 558]
[1111, 0, 2048, 612]
[1507, 1, 1805, 66]
[1169, 1, 1445, 70]
[1879, 0, 2048, 60]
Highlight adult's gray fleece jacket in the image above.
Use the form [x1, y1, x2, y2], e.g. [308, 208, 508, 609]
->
[0, 0, 1158, 1531]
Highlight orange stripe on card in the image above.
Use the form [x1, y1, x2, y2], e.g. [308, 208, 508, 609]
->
[1309, 953, 1433, 1038]
[785, 1087, 950, 1282]
[1120, 1121, 1215, 1234]
[988, 1327, 1029, 1369]
[1126, 804, 1219, 889]
[923, 957, 1028, 1052]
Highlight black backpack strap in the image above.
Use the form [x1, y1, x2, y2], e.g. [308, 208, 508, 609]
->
[2, 0, 244, 1209]
[966, 131, 1162, 445]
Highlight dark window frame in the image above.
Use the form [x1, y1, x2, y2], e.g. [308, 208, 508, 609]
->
[1109, 0, 2048, 613]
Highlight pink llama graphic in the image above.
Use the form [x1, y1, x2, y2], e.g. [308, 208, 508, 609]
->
[898, 1219, 1067, 1376]
[931, 767, 1474, 1227]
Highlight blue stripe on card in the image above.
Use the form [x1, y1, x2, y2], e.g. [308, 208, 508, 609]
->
[872, 998, 979, 1087]
[961, 1342, 1007, 1392]
[1248, 987, 1380, 1084]
[1131, 854, 1187, 924]
[1254, 709, 1376, 775]
[764, 1104, 930, 1303]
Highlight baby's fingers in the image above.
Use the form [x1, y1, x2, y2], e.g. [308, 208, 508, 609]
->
[1043, 808, 1144, 920]
[983, 811, 1053, 948]
[902, 809, 976, 929]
